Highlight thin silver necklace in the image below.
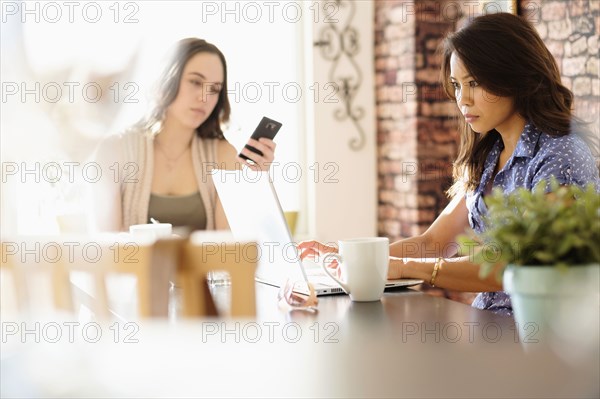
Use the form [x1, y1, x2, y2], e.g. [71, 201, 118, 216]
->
[155, 140, 191, 171]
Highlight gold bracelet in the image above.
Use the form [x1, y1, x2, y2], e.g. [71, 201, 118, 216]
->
[430, 257, 443, 287]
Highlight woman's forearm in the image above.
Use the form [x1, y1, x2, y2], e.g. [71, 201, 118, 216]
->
[390, 235, 459, 259]
[394, 256, 504, 292]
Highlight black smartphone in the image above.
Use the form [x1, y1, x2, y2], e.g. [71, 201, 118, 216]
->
[239, 117, 282, 161]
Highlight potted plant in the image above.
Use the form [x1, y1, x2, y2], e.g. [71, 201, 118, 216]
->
[460, 178, 600, 350]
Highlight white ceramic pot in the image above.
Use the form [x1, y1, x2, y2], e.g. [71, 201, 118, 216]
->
[503, 264, 600, 357]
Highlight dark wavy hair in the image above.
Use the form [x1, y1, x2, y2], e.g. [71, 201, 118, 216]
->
[440, 13, 595, 195]
[140, 38, 230, 140]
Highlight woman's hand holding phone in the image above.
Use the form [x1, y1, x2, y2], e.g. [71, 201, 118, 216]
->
[238, 116, 281, 171]
[238, 137, 277, 171]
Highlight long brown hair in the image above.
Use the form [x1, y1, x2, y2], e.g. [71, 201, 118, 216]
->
[440, 13, 590, 195]
[140, 38, 230, 139]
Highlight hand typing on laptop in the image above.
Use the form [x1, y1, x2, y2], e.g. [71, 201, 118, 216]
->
[297, 241, 340, 276]
[298, 240, 419, 282]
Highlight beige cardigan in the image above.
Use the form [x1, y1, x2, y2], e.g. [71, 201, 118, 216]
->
[119, 128, 219, 230]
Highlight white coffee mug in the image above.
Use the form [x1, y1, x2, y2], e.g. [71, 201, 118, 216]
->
[129, 223, 172, 240]
[321, 237, 390, 302]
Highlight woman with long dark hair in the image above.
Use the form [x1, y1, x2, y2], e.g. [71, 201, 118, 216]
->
[299, 13, 599, 316]
[93, 38, 276, 232]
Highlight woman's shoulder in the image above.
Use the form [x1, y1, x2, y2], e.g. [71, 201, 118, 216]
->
[95, 125, 151, 163]
[193, 136, 239, 169]
[533, 129, 599, 187]
[215, 138, 239, 168]
[536, 130, 595, 161]
[214, 137, 235, 152]
[194, 135, 233, 153]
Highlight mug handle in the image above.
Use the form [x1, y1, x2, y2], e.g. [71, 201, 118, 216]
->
[321, 253, 351, 294]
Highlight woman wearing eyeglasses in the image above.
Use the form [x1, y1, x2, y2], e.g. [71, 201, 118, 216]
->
[298, 13, 599, 316]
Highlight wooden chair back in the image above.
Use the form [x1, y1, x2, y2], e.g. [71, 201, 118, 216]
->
[179, 239, 258, 317]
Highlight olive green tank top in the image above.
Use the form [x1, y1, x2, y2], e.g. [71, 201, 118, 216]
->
[147, 192, 207, 230]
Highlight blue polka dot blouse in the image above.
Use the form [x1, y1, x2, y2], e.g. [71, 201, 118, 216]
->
[466, 122, 600, 316]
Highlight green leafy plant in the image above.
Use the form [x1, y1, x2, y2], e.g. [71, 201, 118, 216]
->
[459, 178, 600, 282]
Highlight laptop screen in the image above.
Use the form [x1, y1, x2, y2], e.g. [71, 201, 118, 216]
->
[211, 169, 306, 286]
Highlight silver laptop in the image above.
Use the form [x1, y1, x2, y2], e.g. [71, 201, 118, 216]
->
[211, 169, 422, 295]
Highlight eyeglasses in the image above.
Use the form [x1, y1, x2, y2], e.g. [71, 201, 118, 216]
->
[275, 249, 347, 310]
[277, 278, 319, 310]
[277, 255, 319, 310]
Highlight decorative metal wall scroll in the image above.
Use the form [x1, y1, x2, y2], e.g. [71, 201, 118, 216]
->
[313, 0, 365, 151]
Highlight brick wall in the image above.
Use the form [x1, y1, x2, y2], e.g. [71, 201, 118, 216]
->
[376, 1, 417, 241]
[376, 0, 458, 242]
[520, 0, 600, 137]
[414, 2, 459, 236]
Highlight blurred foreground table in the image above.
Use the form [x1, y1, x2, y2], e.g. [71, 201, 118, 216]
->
[1, 284, 598, 398]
